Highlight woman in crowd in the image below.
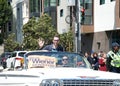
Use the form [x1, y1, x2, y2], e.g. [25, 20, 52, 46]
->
[91, 52, 99, 70]
[98, 51, 107, 71]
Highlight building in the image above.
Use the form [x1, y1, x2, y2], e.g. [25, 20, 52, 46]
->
[11, 0, 71, 43]
[40, 0, 71, 34]
[9, 0, 120, 53]
[41, 0, 120, 53]
[10, 0, 29, 43]
[81, 0, 120, 53]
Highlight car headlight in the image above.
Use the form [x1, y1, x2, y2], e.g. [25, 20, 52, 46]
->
[113, 80, 120, 86]
[40, 79, 61, 86]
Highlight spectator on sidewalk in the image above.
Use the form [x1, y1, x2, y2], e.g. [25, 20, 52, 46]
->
[91, 52, 99, 70]
[84, 52, 92, 66]
[98, 51, 107, 71]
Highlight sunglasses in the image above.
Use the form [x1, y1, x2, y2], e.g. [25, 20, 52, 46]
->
[62, 59, 68, 61]
[54, 40, 59, 41]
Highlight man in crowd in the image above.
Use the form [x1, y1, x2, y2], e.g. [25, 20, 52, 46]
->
[106, 42, 120, 73]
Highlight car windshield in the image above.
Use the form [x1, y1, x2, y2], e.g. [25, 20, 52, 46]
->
[24, 51, 91, 69]
[0, 52, 11, 58]
[11, 52, 26, 57]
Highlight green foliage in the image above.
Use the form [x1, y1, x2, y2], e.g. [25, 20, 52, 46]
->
[0, 0, 12, 40]
[60, 29, 74, 52]
[4, 13, 74, 51]
[4, 33, 20, 52]
[35, 14, 57, 44]
[0, 0, 12, 26]
[22, 17, 38, 50]
[22, 14, 57, 50]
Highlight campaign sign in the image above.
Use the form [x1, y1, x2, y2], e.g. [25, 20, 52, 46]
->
[27, 55, 57, 68]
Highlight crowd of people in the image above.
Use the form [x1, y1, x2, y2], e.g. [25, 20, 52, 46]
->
[37, 34, 120, 73]
[84, 42, 120, 73]
[84, 51, 107, 71]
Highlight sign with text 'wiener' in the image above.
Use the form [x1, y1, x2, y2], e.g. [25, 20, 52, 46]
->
[28, 55, 57, 68]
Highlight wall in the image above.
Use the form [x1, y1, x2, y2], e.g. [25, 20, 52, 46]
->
[57, 0, 70, 34]
[94, 0, 116, 32]
[11, 0, 29, 43]
[81, 31, 109, 54]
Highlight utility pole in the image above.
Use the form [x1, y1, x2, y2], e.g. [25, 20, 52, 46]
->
[75, 0, 81, 53]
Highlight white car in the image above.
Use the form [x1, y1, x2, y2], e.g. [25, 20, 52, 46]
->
[6, 51, 27, 69]
[0, 51, 120, 86]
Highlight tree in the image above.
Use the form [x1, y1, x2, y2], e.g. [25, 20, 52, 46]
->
[60, 29, 74, 52]
[22, 17, 37, 50]
[22, 14, 74, 51]
[4, 33, 20, 52]
[22, 14, 57, 50]
[35, 14, 57, 45]
[0, 0, 12, 38]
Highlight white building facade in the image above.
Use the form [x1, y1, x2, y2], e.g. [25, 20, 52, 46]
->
[11, 0, 29, 43]
[94, 0, 116, 32]
[57, 0, 71, 34]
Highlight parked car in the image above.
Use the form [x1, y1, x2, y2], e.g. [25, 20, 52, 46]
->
[0, 51, 120, 86]
[0, 52, 12, 69]
[6, 51, 27, 69]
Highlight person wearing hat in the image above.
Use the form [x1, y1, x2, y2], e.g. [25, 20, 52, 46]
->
[106, 42, 120, 73]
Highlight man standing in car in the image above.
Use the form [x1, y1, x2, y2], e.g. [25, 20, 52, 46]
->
[42, 35, 64, 52]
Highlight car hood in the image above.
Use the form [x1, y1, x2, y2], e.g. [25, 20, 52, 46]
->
[0, 68, 120, 86]
[34, 68, 120, 79]
[2, 68, 119, 79]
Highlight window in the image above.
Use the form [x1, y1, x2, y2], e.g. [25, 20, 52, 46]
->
[8, 22, 12, 31]
[60, 9, 63, 17]
[80, 0, 93, 25]
[29, 0, 40, 13]
[44, 0, 56, 7]
[50, 0, 56, 6]
[111, 0, 115, 2]
[8, 0, 12, 2]
[100, 0, 105, 5]
[112, 31, 120, 45]
[44, 0, 49, 8]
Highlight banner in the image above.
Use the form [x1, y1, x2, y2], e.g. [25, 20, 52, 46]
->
[27, 55, 57, 68]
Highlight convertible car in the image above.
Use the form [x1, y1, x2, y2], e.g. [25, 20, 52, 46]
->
[0, 51, 120, 86]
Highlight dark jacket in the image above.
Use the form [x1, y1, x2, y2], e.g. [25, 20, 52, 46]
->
[106, 52, 120, 73]
[42, 44, 63, 52]
[106, 54, 112, 71]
